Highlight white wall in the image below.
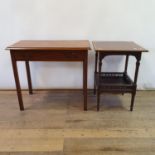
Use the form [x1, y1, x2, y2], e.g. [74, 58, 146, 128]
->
[0, 0, 155, 89]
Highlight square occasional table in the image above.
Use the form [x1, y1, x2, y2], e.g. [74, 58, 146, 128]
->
[93, 41, 148, 111]
[7, 40, 91, 111]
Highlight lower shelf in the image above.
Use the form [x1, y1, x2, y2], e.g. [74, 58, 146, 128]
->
[96, 72, 135, 93]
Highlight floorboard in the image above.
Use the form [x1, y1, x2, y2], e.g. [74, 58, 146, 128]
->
[0, 91, 154, 154]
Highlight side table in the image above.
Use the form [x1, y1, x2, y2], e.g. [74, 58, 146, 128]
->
[6, 40, 91, 111]
[93, 41, 148, 111]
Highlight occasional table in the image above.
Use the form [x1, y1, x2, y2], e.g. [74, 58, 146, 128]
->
[93, 41, 148, 111]
[6, 40, 91, 111]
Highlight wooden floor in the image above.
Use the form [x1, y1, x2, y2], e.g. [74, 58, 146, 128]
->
[0, 90, 154, 155]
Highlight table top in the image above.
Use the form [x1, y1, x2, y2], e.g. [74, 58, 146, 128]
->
[93, 41, 148, 52]
[7, 40, 91, 51]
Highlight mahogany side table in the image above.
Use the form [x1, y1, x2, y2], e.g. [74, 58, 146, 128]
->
[6, 40, 91, 111]
[93, 41, 148, 111]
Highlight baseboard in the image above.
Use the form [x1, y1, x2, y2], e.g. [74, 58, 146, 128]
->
[0, 89, 91, 92]
[0, 89, 154, 92]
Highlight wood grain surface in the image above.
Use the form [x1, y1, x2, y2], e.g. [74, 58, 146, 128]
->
[0, 90, 154, 154]
[93, 41, 148, 52]
[6, 40, 91, 51]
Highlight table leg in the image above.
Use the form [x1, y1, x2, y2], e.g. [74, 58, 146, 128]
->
[97, 54, 102, 111]
[11, 52, 24, 111]
[124, 55, 129, 74]
[130, 92, 136, 111]
[121, 55, 129, 95]
[134, 54, 141, 85]
[130, 53, 141, 111]
[97, 90, 100, 111]
[94, 51, 98, 95]
[83, 52, 88, 111]
[25, 61, 33, 94]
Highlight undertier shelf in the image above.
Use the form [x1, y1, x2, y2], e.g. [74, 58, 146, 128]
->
[96, 72, 135, 93]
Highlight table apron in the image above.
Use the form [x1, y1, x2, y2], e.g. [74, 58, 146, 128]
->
[11, 50, 87, 61]
[98, 52, 142, 60]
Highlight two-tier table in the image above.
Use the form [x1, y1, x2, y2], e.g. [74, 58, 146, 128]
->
[93, 41, 148, 111]
[6, 40, 91, 111]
